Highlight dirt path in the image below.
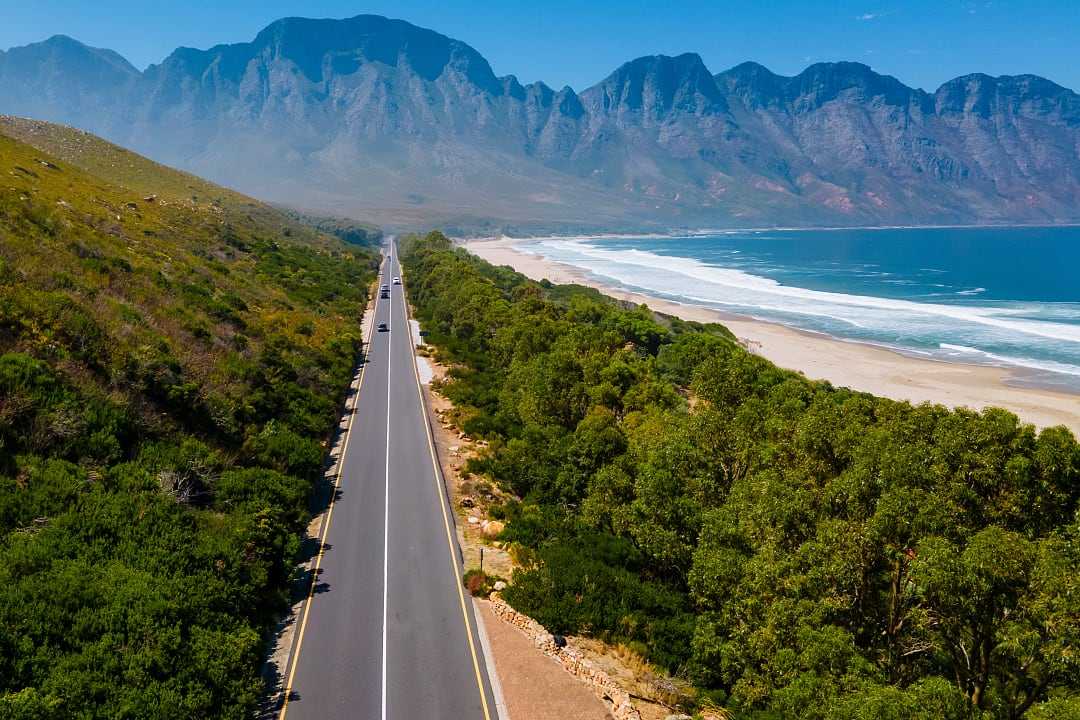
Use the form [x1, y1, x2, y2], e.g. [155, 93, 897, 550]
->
[477, 601, 613, 720]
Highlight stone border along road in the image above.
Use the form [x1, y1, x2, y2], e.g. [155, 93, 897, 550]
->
[487, 593, 641, 719]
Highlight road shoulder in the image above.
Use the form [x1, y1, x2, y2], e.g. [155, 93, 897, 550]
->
[475, 599, 614, 720]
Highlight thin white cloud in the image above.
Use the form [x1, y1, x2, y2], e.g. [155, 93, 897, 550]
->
[856, 10, 897, 21]
[961, 0, 993, 14]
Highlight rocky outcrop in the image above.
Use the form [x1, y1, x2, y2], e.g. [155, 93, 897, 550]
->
[2, 15, 1078, 229]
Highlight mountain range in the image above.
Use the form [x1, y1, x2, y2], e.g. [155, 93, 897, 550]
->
[2, 14, 1078, 231]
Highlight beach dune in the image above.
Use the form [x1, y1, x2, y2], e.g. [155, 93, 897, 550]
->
[463, 238, 1080, 435]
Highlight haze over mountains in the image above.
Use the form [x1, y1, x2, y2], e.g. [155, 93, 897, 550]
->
[2, 14, 1078, 231]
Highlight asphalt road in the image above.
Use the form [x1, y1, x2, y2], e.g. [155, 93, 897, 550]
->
[280, 243, 497, 719]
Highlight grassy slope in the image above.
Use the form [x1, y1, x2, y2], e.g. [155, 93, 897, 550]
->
[276, 206, 383, 248]
[1, 115, 327, 238]
[0, 120, 378, 718]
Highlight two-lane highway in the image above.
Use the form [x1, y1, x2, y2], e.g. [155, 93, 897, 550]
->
[279, 243, 497, 719]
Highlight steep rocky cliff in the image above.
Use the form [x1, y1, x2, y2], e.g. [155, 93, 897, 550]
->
[3, 15, 1077, 230]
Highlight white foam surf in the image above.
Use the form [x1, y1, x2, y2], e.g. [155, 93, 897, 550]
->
[519, 236, 1080, 384]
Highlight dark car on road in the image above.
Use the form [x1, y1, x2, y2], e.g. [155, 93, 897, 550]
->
[377, 322, 388, 332]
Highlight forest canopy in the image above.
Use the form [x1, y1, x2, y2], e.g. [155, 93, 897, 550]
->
[401, 231, 1080, 719]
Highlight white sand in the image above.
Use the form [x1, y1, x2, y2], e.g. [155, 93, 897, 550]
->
[463, 238, 1080, 434]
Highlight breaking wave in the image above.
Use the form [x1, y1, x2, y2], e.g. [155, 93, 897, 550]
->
[517, 235, 1080, 389]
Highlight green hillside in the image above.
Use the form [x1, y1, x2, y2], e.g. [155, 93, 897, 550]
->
[0, 121, 378, 718]
[277, 207, 383, 248]
[1, 116, 318, 237]
[402, 231, 1080, 720]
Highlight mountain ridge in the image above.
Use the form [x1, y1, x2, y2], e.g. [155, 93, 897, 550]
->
[2, 14, 1078, 231]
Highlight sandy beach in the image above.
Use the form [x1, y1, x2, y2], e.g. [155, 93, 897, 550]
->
[463, 238, 1080, 435]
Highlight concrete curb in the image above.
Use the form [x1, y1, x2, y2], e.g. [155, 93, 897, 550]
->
[474, 598, 512, 720]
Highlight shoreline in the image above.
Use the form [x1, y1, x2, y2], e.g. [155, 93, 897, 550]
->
[462, 238, 1080, 435]
[456, 221, 1080, 243]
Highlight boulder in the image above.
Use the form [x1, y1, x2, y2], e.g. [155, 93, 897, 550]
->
[480, 520, 505, 538]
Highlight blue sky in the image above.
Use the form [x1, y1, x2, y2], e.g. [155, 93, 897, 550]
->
[3, 1, 1077, 92]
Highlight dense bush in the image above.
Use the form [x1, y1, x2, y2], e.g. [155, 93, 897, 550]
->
[279, 208, 383, 247]
[402, 231, 1080, 719]
[0, 129, 377, 717]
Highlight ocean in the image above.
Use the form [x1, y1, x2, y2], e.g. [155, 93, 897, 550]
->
[512, 226, 1080, 392]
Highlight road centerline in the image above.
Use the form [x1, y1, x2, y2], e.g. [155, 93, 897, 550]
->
[381, 248, 392, 720]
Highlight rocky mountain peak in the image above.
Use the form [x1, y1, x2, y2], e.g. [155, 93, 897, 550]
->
[788, 61, 927, 110]
[144, 14, 503, 95]
[584, 52, 727, 118]
[934, 72, 1080, 120]
[553, 85, 585, 119]
[715, 61, 787, 107]
[0, 34, 138, 78]
[250, 14, 501, 91]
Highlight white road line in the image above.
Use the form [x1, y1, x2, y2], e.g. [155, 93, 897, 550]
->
[382, 248, 392, 720]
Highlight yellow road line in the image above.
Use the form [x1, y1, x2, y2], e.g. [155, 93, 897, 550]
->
[278, 259, 386, 720]
[399, 255, 494, 720]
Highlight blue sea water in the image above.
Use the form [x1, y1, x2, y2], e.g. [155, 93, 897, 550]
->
[514, 226, 1080, 391]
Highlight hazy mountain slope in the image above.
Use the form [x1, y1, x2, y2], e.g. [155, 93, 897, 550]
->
[713, 62, 1080, 224]
[2, 15, 1078, 230]
[0, 35, 138, 137]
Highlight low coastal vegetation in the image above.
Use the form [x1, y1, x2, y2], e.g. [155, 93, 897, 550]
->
[277, 207, 383, 248]
[0, 124, 377, 717]
[402, 231, 1080, 719]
